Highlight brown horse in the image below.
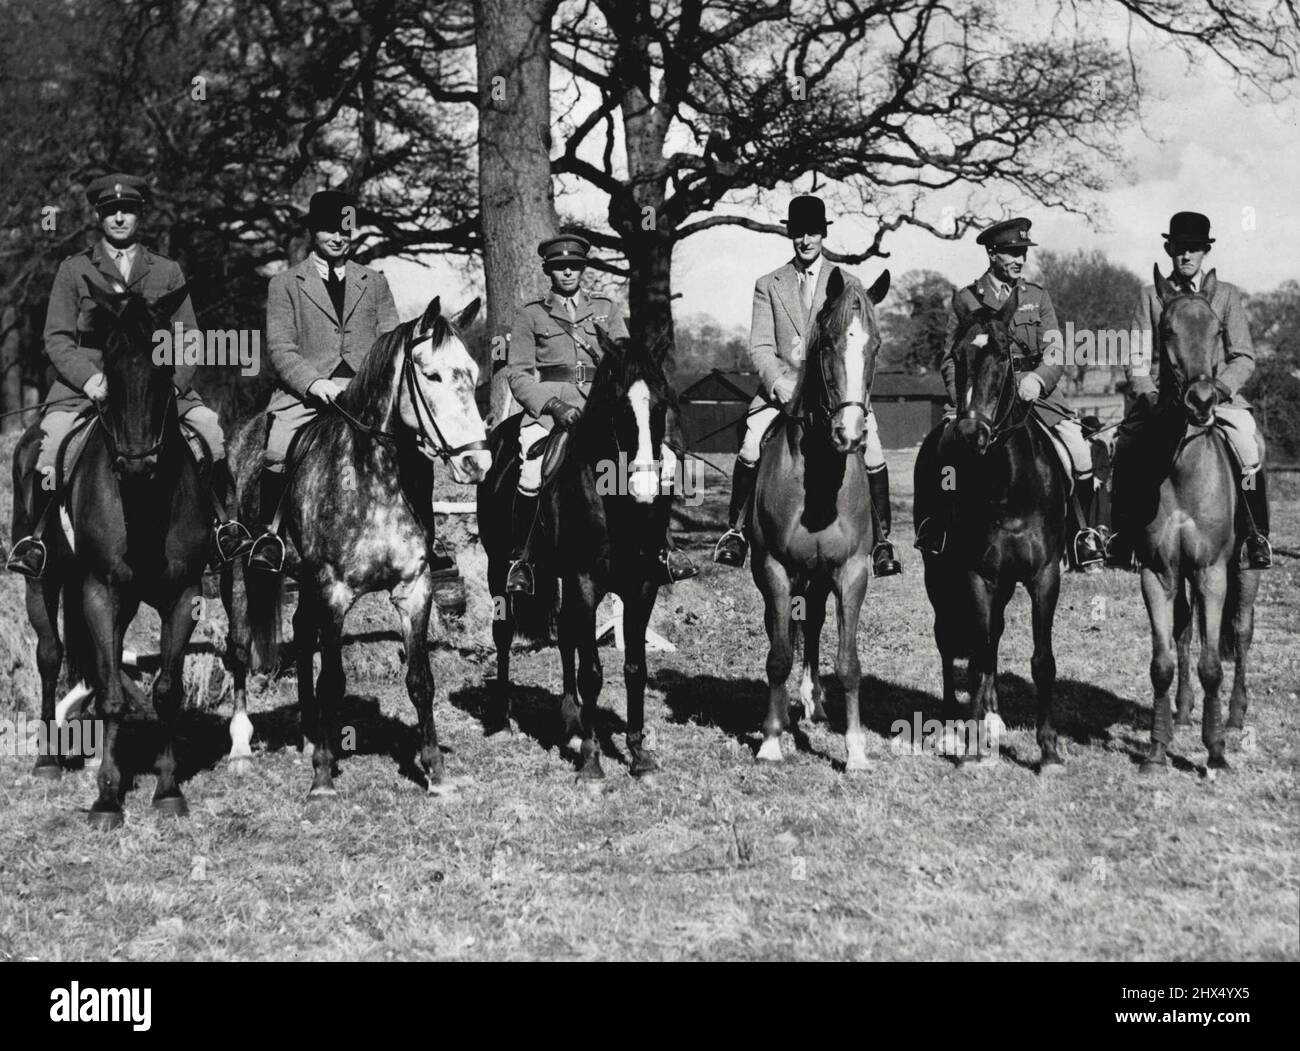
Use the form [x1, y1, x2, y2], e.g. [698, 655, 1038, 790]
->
[1130, 267, 1261, 774]
[749, 267, 888, 770]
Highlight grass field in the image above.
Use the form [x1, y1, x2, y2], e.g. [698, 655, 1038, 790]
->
[0, 436, 1296, 961]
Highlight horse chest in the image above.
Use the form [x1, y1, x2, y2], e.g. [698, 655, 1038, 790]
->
[351, 504, 427, 580]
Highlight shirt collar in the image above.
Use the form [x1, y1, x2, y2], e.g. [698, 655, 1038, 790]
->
[310, 252, 347, 279]
[1170, 270, 1201, 293]
[794, 254, 823, 283]
[106, 242, 139, 262]
[983, 270, 1011, 300]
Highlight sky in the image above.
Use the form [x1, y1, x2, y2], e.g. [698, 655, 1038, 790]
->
[375, 10, 1300, 332]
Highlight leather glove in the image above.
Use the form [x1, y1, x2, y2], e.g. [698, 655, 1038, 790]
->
[544, 397, 582, 430]
[308, 378, 344, 404]
[82, 373, 109, 404]
[1017, 373, 1044, 402]
[772, 374, 797, 406]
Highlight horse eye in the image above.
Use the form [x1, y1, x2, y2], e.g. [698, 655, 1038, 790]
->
[427, 371, 443, 383]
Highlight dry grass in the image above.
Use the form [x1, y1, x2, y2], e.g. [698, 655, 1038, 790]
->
[0, 434, 1297, 960]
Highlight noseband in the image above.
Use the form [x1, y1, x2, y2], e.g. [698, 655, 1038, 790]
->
[95, 385, 173, 470]
[956, 323, 1032, 444]
[1158, 292, 1227, 421]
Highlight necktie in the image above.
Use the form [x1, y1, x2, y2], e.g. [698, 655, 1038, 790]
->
[565, 296, 576, 322]
[800, 269, 814, 315]
[115, 250, 131, 282]
[325, 268, 345, 320]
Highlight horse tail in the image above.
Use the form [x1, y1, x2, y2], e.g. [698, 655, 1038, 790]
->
[61, 577, 95, 688]
[246, 568, 284, 673]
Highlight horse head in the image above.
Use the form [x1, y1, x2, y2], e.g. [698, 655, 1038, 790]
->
[398, 295, 491, 484]
[806, 267, 888, 453]
[85, 280, 188, 478]
[585, 326, 676, 505]
[1153, 264, 1223, 427]
[952, 289, 1021, 455]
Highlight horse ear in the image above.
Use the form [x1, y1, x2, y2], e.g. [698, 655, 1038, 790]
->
[418, 296, 442, 333]
[867, 269, 890, 304]
[995, 286, 1019, 324]
[826, 266, 845, 301]
[1153, 264, 1174, 304]
[595, 325, 623, 359]
[452, 297, 481, 329]
[86, 278, 125, 316]
[1200, 269, 1218, 299]
[152, 283, 191, 325]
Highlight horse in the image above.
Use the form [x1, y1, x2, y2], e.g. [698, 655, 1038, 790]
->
[1127, 267, 1261, 773]
[9, 282, 210, 826]
[479, 327, 677, 780]
[913, 288, 1068, 771]
[749, 266, 889, 770]
[227, 296, 489, 796]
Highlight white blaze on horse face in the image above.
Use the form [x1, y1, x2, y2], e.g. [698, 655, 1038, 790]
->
[405, 333, 490, 483]
[839, 315, 867, 441]
[627, 379, 657, 504]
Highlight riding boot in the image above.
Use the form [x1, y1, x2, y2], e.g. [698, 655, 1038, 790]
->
[713, 460, 757, 567]
[1239, 469, 1272, 569]
[210, 458, 252, 563]
[506, 492, 539, 595]
[867, 467, 901, 577]
[247, 469, 288, 574]
[5, 473, 54, 579]
[1073, 476, 1104, 568]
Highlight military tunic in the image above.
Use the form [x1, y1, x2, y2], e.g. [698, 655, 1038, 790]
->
[941, 272, 1073, 427]
[506, 290, 629, 430]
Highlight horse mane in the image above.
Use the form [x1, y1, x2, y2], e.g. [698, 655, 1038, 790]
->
[583, 335, 678, 420]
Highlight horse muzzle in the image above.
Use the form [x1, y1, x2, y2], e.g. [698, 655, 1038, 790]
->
[114, 452, 158, 477]
[446, 448, 490, 484]
[830, 405, 866, 453]
[955, 413, 992, 454]
[1182, 380, 1217, 427]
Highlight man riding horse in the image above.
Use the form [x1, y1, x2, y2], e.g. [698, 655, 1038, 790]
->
[6, 173, 244, 578]
[1106, 211, 1271, 570]
[915, 217, 1105, 567]
[503, 234, 696, 594]
[244, 190, 470, 606]
[714, 195, 900, 577]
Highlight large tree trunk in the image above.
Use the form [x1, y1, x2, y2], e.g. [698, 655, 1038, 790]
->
[0, 305, 20, 435]
[475, 0, 559, 429]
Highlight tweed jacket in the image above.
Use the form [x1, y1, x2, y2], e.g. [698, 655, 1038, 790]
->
[748, 259, 833, 400]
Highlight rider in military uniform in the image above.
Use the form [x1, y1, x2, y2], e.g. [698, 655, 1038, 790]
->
[503, 234, 696, 594]
[713, 195, 901, 577]
[915, 217, 1105, 566]
[1106, 211, 1270, 569]
[6, 173, 244, 578]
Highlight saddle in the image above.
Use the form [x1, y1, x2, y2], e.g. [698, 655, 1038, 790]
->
[1029, 415, 1075, 496]
[490, 412, 571, 492]
[47, 408, 214, 497]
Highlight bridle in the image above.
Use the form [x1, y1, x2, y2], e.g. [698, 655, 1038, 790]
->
[806, 301, 873, 436]
[94, 355, 175, 471]
[330, 327, 488, 464]
[955, 319, 1033, 445]
[1155, 291, 1228, 420]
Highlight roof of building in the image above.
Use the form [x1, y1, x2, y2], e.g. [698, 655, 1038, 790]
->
[678, 369, 946, 402]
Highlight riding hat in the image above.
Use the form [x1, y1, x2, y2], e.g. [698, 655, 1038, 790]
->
[86, 174, 149, 212]
[1163, 211, 1215, 247]
[306, 190, 357, 233]
[977, 218, 1036, 249]
[538, 234, 591, 268]
[782, 195, 831, 234]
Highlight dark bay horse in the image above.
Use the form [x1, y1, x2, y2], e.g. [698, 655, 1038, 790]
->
[750, 267, 888, 770]
[230, 297, 489, 796]
[479, 328, 676, 780]
[914, 289, 1067, 771]
[10, 283, 209, 826]
[1130, 267, 1260, 774]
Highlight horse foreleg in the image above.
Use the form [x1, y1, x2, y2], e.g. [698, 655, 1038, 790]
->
[961, 573, 1006, 764]
[1140, 567, 1178, 773]
[1194, 563, 1229, 772]
[833, 559, 870, 772]
[1173, 582, 1195, 727]
[558, 605, 581, 750]
[221, 560, 254, 775]
[1225, 567, 1259, 732]
[564, 574, 603, 780]
[756, 554, 795, 763]
[83, 575, 126, 828]
[392, 571, 443, 790]
[27, 579, 64, 779]
[489, 563, 514, 731]
[151, 584, 201, 816]
[798, 579, 829, 724]
[308, 589, 351, 798]
[293, 593, 319, 756]
[621, 579, 660, 778]
[1029, 560, 1063, 771]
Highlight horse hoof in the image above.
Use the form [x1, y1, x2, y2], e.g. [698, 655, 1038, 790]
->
[1206, 755, 1232, 777]
[31, 762, 63, 781]
[1038, 755, 1067, 776]
[630, 754, 661, 779]
[1138, 758, 1168, 778]
[228, 756, 253, 777]
[756, 738, 783, 763]
[959, 754, 998, 774]
[87, 808, 124, 831]
[578, 758, 605, 782]
[845, 755, 869, 774]
[1173, 716, 1193, 729]
[307, 784, 339, 800]
[809, 702, 828, 725]
[152, 795, 189, 818]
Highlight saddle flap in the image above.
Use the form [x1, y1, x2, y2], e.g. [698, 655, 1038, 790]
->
[1031, 416, 1074, 496]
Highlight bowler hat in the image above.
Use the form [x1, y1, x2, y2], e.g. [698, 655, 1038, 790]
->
[782, 196, 831, 234]
[86, 173, 149, 212]
[977, 218, 1036, 249]
[1163, 211, 1215, 246]
[538, 234, 591, 268]
[306, 190, 357, 232]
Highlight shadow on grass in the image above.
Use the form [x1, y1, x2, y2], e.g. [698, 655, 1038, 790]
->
[449, 676, 631, 771]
